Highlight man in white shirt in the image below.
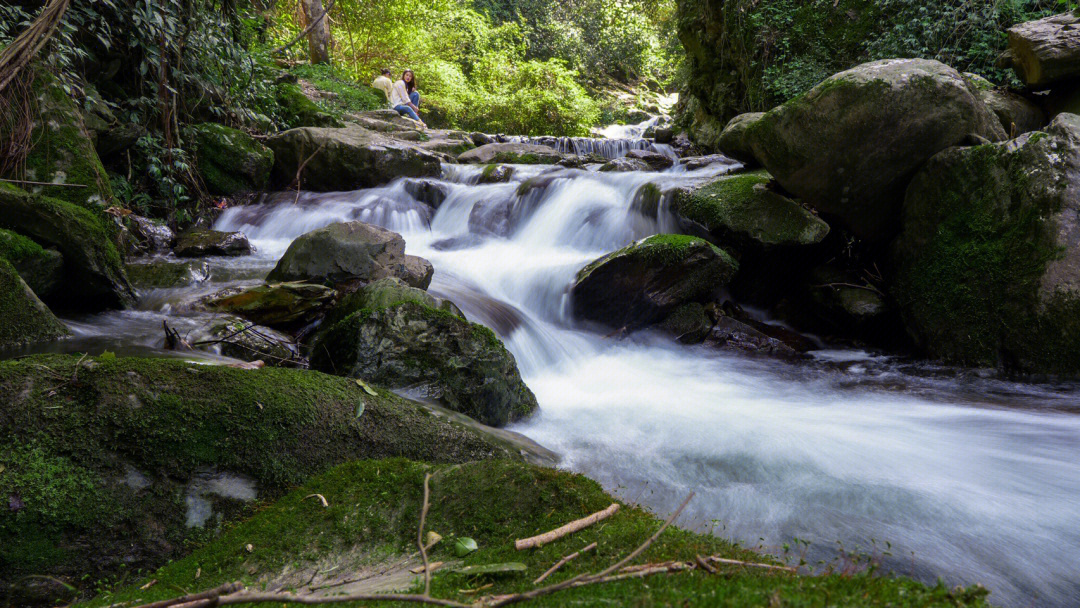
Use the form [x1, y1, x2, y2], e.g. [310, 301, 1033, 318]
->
[371, 69, 393, 106]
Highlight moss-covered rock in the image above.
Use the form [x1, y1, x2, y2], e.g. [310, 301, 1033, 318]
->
[457, 142, 566, 165]
[477, 163, 514, 184]
[174, 229, 252, 257]
[267, 221, 433, 289]
[125, 260, 210, 289]
[571, 234, 738, 329]
[0, 354, 521, 603]
[311, 300, 537, 427]
[0, 185, 134, 311]
[963, 72, 1046, 136]
[745, 59, 1006, 241]
[716, 112, 764, 164]
[891, 113, 1080, 374]
[658, 302, 713, 344]
[0, 228, 64, 299]
[187, 123, 273, 195]
[0, 259, 69, 349]
[193, 316, 300, 367]
[672, 172, 830, 249]
[274, 82, 342, 129]
[266, 125, 441, 191]
[201, 282, 336, 327]
[16, 70, 114, 208]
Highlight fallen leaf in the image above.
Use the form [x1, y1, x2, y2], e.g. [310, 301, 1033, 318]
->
[409, 561, 444, 574]
[453, 537, 478, 557]
[459, 583, 493, 595]
[304, 493, 329, 507]
[355, 378, 378, 396]
[105, 206, 133, 217]
[195, 567, 201, 579]
[245, 543, 254, 553]
[425, 531, 443, 549]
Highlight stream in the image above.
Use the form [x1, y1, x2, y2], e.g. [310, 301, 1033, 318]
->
[14, 130, 1080, 607]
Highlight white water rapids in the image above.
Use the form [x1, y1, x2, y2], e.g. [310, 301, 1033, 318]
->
[28, 147, 1080, 606]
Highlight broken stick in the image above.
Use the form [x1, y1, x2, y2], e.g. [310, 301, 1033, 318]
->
[515, 504, 619, 550]
[533, 542, 597, 584]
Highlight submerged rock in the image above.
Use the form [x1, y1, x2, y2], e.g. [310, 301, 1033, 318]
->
[174, 229, 252, 257]
[311, 300, 537, 427]
[0, 258, 69, 349]
[403, 178, 451, 209]
[201, 282, 335, 327]
[745, 58, 1006, 240]
[704, 316, 803, 359]
[0, 228, 64, 299]
[0, 186, 134, 310]
[125, 260, 211, 289]
[266, 125, 441, 191]
[599, 157, 651, 172]
[267, 221, 432, 289]
[188, 123, 274, 195]
[571, 234, 738, 329]
[457, 142, 565, 165]
[892, 113, 1080, 374]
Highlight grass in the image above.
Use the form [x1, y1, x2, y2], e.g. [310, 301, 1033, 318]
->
[291, 64, 387, 114]
[79, 458, 992, 608]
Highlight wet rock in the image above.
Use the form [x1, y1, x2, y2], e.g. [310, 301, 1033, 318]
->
[316, 278, 464, 347]
[311, 299, 537, 427]
[457, 142, 565, 165]
[267, 221, 432, 289]
[187, 123, 274, 195]
[599, 157, 651, 172]
[716, 112, 764, 164]
[658, 302, 713, 344]
[571, 234, 739, 330]
[194, 316, 300, 367]
[806, 264, 892, 336]
[963, 73, 1046, 136]
[891, 113, 1080, 374]
[0, 186, 134, 310]
[0, 228, 64, 299]
[174, 229, 252, 257]
[403, 178, 451, 209]
[0, 258, 69, 349]
[125, 260, 211, 289]
[477, 164, 515, 184]
[470, 132, 496, 146]
[625, 149, 674, 170]
[557, 154, 606, 168]
[704, 316, 803, 359]
[654, 126, 675, 144]
[201, 282, 335, 327]
[745, 58, 1006, 240]
[266, 125, 441, 191]
[677, 154, 740, 172]
[124, 215, 175, 254]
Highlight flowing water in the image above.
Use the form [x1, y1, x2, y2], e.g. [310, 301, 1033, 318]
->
[22, 142, 1080, 606]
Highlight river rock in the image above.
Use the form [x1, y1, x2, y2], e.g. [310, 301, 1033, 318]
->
[124, 215, 175, 254]
[194, 316, 300, 366]
[891, 113, 1080, 374]
[0, 258, 69, 349]
[125, 260, 210, 288]
[964, 73, 1046, 136]
[457, 142, 565, 165]
[267, 221, 432, 289]
[804, 264, 894, 340]
[201, 282, 336, 327]
[477, 164, 515, 184]
[677, 154, 741, 172]
[188, 123, 274, 195]
[311, 299, 537, 427]
[266, 125, 441, 192]
[403, 178, 451, 209]
[571, 234, 739, 329]
[0, 185, 134, 310]
[716, 112, 764, 164]
[745, 58, 1006, 240]
[1001, 11, 1080, 87]
[704, 315, 802, 359]
[599, 157, 652, 172]
[625, 149, 674, 170]
[0, 228, 64, 299]
[174, 229, 252, 257]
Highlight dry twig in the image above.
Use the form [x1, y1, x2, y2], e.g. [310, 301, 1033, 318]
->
[533, 542, 597, 584]
[418, 472, 433, 597]
[515, 504, 619, 550]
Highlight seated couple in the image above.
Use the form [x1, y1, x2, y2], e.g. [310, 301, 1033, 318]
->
[372, 68, 425, 127]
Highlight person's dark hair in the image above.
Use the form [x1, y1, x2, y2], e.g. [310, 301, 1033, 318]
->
[381, 68, 392, 76]
[402, 69, 416, 94]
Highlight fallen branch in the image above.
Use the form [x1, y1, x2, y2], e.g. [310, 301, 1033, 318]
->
[418, 472, 433, 597]
[0, 0, 71, 95]
[702, 555, 796, 573]
[515, 504, 619, 550]
[0, 178, 87, 188]
[533, 542, 596, 584]
[291, 142, 327, 204]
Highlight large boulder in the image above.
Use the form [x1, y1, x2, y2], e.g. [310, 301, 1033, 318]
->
[716, 112, 765, 164]
[891, 113, 1080, 374]
[0, 186, 134, 310]
[1001, 11, 1080, 87]
[0, 228, 64, 299]
[201, 282, 336, 327]
[275, 82, 342, 128]
[964, 73, 1046, 136]
[457, 143, 565, 165]
[0, 259, 69, 349]
[745, 58, 1006, 240]
[174, 229, 252, 257]
[0, 354, 520, 603]
[266, 125, 441, 191]
[188, 123, 274, 195]
[311, 300, 537, 427]
[267, 221, 432, 289]
[571, 234, 738, 329]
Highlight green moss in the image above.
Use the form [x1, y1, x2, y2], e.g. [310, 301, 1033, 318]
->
[0, 258, 69, 348]
[289, 64, 386, 114]
[275, 83, 344, 129]
[0, 354, 518, 593]
[83, 458, 991, 608]
[579, 234, 738, 283]
[187, 123, 273, 195]
[0, 228, 48, 263]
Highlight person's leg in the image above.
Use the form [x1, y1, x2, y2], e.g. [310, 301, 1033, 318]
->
[395, 104, 421, 122]
[409, 91, 420, 107]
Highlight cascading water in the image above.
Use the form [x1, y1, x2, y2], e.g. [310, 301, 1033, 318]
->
[502, 117, 678, 159]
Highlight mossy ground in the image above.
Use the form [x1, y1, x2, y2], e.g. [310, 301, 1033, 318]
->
[275, 83, 344, 129]
[0, 354, 517, 596]
[0, 227, 48, 263]
[290, 64, 386, 114]
[81, 458, 991, 608]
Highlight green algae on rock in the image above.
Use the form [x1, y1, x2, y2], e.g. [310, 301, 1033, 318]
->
[0, 354, 521, 603]
[202, 282, 336, 327]
[0, 259, 69, 349]
[0, 228, 64, 299]
[892, 113, 1080, 374]
[187, 123, 274, 195]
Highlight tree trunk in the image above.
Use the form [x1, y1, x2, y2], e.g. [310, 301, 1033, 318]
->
[1006, 11, 1080, 87]
[301, 0, 331, 64]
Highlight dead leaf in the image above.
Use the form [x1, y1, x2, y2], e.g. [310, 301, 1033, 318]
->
[139, 579, 157, 590]
[245, 543, 254, 553]
[195, 567, 201, 579]
[409, 561, 444, 574]
[459, 583, 493, 595]
[105, 206, 133, 217]
[304, 493, 329, 508]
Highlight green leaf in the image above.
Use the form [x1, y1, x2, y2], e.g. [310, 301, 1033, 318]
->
[355, 378, 378, 396]
[453, 537, 478, 557]
[355, 401, 365, 419]
[98, 351, 116, 361]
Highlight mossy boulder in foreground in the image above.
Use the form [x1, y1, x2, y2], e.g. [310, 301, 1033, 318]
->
[187, 123, 274, 195]
[571, 234, 738, 330]
[0, 227, 64, 299]
[0, 259, 69, 349]
[312, 298, 537, 427]
[745, 58, 1006, 240]
[0, 354, 519, 602]
[0, 185, 134, 311]
[892, 113, 1080, 374]
[84, 459, 992, 608]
